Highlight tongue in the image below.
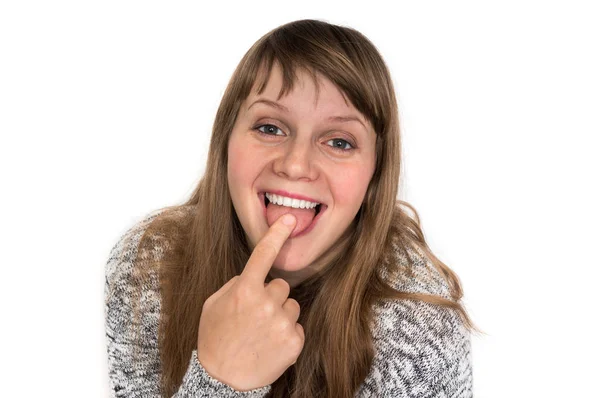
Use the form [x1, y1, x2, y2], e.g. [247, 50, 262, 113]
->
[266, 202, 316, 237]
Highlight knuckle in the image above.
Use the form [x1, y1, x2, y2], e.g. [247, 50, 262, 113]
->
[259, 301, 276, 317]
[271, 278, 290, 292]
[232, 283, 253, 302]
[295, 323, 305, 341]
[273, 277, 290, 287]
[277, 318, 292, 332]
[202, 296, 212, 310]
[202, 295, 215, 309]
[286, 298, 300, 311]
[287, 332, 304, 354]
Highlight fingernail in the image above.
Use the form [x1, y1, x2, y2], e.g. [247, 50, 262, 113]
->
[282, 214, 296, 226]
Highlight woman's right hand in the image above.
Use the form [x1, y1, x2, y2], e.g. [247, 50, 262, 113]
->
[196, 214, 305, 392]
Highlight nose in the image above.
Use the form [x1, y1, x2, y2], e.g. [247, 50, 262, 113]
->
[272, 137, 318, 181]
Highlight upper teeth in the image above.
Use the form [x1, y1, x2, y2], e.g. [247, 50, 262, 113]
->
[265, 193, 320, 209]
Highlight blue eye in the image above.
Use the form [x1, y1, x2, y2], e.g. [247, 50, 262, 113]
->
[326, 138, 354, 151]
[256, 124, 284, 136]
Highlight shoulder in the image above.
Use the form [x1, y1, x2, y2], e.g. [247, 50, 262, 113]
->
[106, 206, 195, 268]
[105, 205, 195, 296]
[106, 210, 165, 268]
[104, 209, 166, 324]
[360, 242, 473, 395]
[378, 240, 453, 299]
[361, 298, 472, 397]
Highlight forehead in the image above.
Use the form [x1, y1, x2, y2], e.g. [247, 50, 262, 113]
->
[246, 62, 365, 119]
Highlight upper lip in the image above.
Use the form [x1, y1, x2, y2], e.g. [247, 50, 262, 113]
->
[260, 189, 323, 204]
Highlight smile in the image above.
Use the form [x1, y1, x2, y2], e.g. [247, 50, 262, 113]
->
[258, 191, 327, 238]
[265, 192, 320, 210]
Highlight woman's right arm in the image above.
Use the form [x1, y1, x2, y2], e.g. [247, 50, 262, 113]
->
[104, 213, 272, 397]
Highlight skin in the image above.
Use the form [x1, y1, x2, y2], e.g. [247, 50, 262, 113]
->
[227, 63, 377, 287]
[197, 215, 305, 391]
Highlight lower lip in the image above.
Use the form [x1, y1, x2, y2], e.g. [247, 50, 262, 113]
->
[258, 192, 327, 239]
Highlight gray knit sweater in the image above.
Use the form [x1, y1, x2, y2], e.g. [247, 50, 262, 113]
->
[105, 207, 473, 397]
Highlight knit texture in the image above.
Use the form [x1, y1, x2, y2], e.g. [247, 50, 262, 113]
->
[105, 207, 473, 397]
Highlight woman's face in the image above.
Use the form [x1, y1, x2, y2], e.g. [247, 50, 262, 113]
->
[227, 64, 377, 286]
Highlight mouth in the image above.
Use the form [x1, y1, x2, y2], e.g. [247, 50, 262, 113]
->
[258, 191, 327, 238]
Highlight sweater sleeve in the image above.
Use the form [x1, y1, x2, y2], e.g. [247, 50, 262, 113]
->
[104, 211, 271, 397]
[356, 300, 473, 398]
[356, 243, 473, 397]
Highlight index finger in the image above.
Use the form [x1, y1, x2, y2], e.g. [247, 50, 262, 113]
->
[240, 214, 297, 285]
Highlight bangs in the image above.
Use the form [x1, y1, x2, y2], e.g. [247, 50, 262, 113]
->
[239, 23, 388, 136]
[252, 56, 324, 106]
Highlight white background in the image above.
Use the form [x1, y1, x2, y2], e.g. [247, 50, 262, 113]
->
[1, 1, 598, 396]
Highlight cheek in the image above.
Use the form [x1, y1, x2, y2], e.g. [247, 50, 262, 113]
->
[228, 145, 245, 185]
[228, 138, 256, 187]
[228, 143, 249, 211]
[330, 164, 374, 210]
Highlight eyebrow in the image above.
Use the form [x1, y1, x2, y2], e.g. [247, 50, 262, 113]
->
[247, 98, 368, 131]
[247, 99, 289, 113]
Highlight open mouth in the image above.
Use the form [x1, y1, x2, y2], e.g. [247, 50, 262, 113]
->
[258, 192, 327, 238]
[262, 193, 323, 216]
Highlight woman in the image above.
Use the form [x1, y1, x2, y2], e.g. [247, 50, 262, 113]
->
[105, 19, 475, 397]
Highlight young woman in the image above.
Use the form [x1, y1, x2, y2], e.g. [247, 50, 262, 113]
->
[105, 19, 475, 397]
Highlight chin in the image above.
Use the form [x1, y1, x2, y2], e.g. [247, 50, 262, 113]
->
[272, 247, 314, 272]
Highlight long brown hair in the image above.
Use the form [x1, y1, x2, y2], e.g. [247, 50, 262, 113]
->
[132, 19, 476, 397]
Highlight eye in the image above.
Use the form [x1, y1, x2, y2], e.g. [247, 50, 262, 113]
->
[255, 124, 284, 136]
[326, 138, 354, 151]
